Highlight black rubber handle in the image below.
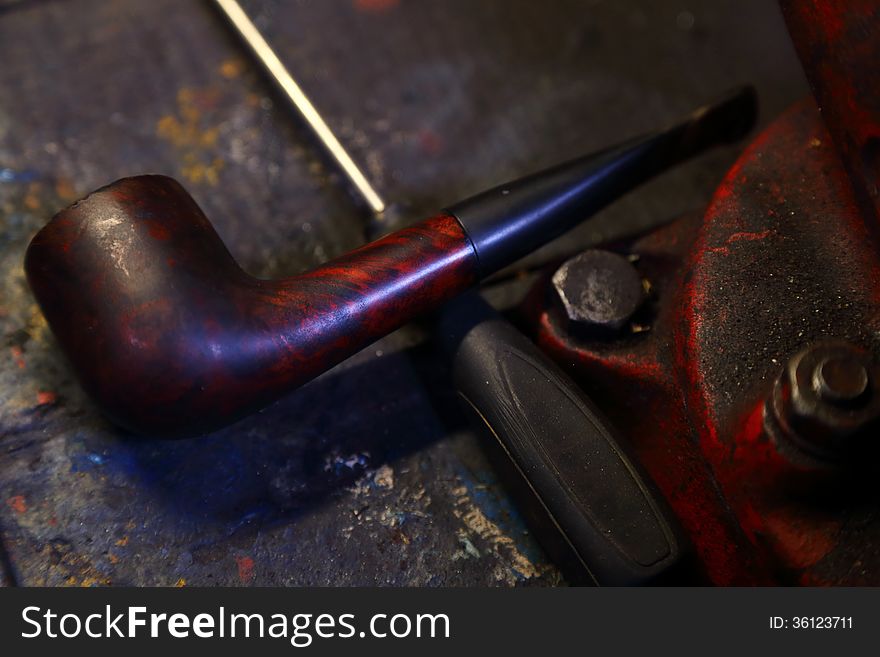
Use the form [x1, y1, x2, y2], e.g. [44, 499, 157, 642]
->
[438, 293, 686, 585]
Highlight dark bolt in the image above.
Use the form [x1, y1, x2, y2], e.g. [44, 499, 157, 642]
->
[766, 340, 880, 463]
[812, 356, 869, 406]
[551, 249, 645, 337]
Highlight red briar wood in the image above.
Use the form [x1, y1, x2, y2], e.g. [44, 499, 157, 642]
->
[24, 90, 756, 437]
[25, 175, 478, 436]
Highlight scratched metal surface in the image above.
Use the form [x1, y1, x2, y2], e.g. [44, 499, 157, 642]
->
[0, 0, 805, 586]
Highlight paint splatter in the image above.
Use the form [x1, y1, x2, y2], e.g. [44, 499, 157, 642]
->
[373, 464, 394, 489]
[325, 451, 370, 476]
[453, 531, 481, 559]
[450, 485, 547, 581]
[156, 88, 225, 186]
[10, 345, 25, 369]
[54, 177, 78, 202]
[36, 390, 57, 405]
[235, 555, 255, 583]
[7, 495, 27, 514]
[219, 58, 244, 80]
[0, 167, 40, 183]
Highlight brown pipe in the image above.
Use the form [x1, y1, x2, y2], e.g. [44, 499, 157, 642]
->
[24, 88, 756, 437]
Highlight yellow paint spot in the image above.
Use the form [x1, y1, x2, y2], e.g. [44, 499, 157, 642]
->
[55, 178, 78, 202]
[24, 182, 41, 210]
[219, 57, 245, 79]
[115, 536, 129, 547]
[180, 155, 225, 186]
[155, 87, 225, 186]
[175, 578, 187, 587]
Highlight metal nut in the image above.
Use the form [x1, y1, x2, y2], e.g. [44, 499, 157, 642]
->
[766, 340, 880, 462]
[551, 249, 645, 337]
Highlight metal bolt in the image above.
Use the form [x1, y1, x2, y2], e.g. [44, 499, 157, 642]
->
[766, 340, 880, 462]
[551, 249, 645, 337]
[812, 356, 869, 406]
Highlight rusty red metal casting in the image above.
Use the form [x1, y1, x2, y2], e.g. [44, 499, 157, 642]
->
[533, 0, 880, 584]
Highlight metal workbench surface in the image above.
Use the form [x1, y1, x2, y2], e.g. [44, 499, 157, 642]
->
[0, 0, 806, 586]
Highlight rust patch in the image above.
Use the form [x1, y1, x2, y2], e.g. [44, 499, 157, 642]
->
[36, 390, 57, 405]
[235, 555, 255, 583]
[6, 495, 27, 514]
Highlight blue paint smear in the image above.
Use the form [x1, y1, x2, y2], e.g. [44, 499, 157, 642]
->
[0, 167, 40, 183]
[69, 452, 106, 473]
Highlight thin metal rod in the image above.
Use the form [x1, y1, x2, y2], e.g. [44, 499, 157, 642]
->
[213, 0, 387, 215]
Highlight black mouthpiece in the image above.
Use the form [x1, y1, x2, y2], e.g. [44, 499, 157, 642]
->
[446, 86, 758, 276]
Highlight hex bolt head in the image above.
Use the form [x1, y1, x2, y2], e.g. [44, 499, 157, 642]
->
[812, 356, 869, 406]
[551, 249, 645, 337]
[767, 340, 880, 462]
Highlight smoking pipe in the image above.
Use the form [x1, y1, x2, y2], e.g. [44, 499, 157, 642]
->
[24, 88, 756, 437]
